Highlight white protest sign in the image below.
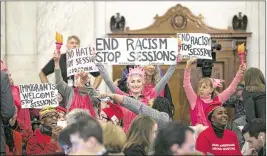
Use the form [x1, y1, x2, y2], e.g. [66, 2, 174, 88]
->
[177, 33, 212, 59]
[19, 83, 58, 109]
[95, 38, 178, 65]
[66, 47, 99, 77]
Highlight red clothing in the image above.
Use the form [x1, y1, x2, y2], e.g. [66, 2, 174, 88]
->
[11, 85, 32, 142]
[6, 130, 22, 155]
[26, 128, 61, 155]
[183, 69, 243, 126]
[69, 88, 96, 118]
[190, 96, 219, 126]
[196, 127, 242, 156]
[143, 83, 164, 97]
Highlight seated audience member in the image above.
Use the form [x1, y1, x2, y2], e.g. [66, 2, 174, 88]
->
[98, 102, 124, 127]
[124, 115, 158, 156]
[242, 67, 266, 121]
[39, 35, 102, 89]
[196, 102, 242, 155]
[61, 116, 108, 155]
[223, 83, 245, 118]
[5, 105, 22, 155]
[53, 51, 100, 117]
[153, 121, 196, 155]
[242, 118, 266, 156]
[102, 122, 126, 155]
[65, 108, 91, 125]
[56, 106, 66, 121]
[100, 93, 172, 128]
[59, 109, 93, 154]
[26, 107, 63, 155]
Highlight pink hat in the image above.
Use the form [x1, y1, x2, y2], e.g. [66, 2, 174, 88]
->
[102, 102, 123, 121]
[127, 66, 145, 81]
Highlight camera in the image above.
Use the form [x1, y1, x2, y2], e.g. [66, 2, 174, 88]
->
[197, 40, 222, 77]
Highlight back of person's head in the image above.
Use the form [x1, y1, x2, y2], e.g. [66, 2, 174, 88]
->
[124, 115, 157, 153]
[244, 67, 265, 92]
[66, 108, 91, 125]
[152, 97, 173, 119]
[58, 127, 72, 154]
[242, 118, 266, 138]
[101, 122, 126, 153]
[68, 115, 103, 144]
[154, 121, 194, 155]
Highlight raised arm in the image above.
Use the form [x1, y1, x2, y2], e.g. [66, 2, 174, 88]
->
[183, 58, 198, 109]
[155, 65, 176, 95]
[96, 63, 120, 93]
[107, 93, 170, 125]
[218, 63, 246, 104]
[54, 51, 73, 100]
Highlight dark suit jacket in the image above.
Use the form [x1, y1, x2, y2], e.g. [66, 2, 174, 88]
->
[0, 71, 15, 153]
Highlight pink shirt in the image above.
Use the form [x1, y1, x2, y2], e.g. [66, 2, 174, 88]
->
[183, 69, 243, 126]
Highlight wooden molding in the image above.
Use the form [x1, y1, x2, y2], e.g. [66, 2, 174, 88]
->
[108, 4, 252, 39]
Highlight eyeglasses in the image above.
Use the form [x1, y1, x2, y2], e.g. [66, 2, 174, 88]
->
[43, 113, 59, 119]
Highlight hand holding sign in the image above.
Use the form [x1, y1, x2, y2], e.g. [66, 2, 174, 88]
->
[176, 53, 182, 64]
[79, 71, 91, 84]
[186, 58, 198, 69]
[238, 63, 247, 74]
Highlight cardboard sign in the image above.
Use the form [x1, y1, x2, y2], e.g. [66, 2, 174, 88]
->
[19, 83, 58, 109]
[177, 33, 212, 59]
[95, 38, 178, 65]
[66, 47, 99, 77]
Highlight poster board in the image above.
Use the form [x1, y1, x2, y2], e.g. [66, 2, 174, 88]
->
[19, 83, 58, 109]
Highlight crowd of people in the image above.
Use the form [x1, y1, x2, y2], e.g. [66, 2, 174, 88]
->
[0, 35, 266, 156]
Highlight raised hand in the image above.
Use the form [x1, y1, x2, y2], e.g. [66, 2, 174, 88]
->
[239, 63, 247, 74]
[176, 53, 182, 64]
[186, 58, 198, 69]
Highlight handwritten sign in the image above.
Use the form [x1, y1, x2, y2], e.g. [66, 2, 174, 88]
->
[177, 33, 212, 59]
[19, 84, 58, 109]
[95, 38, 178, 65]
[66, 47, 99, 77]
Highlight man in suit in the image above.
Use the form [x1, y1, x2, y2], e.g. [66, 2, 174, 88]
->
[0, 71, 15, 155]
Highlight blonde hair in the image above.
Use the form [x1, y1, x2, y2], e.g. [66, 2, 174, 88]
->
[124, 115, 156, 154]
[244, 67, 265, 92]
[198, 78, 218, 98]
[143, 65, 161, 84]
[101, 122, 126, 153]
[67, 35, 80, 45]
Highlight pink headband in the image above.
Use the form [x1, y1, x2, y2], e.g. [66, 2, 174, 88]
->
[210, 78, 224, 88]
[127, 66, 145, 79]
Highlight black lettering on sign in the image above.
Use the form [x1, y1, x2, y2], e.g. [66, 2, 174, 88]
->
[96, 38, 119, 51]
[127, 51, 135, 62]
[126, 39, 134, 51]
[66, 50, 74, 59]
[159, 38, 168, 49]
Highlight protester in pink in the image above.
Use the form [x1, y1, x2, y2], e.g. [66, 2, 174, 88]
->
[96, 56, 181, 132]
[1, 60, 32, 143]
[183, 58, 246, 126]
[53, 52, 99, 118]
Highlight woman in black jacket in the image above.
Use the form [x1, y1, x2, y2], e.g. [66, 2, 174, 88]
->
[242, 67, 266, 122]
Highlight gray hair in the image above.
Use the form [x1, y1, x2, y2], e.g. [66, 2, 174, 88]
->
[66, 108, 91, 125]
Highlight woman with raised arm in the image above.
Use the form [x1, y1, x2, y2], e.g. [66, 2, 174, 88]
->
[53, 51, 99, 118]
[183, 58, 246, 126]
